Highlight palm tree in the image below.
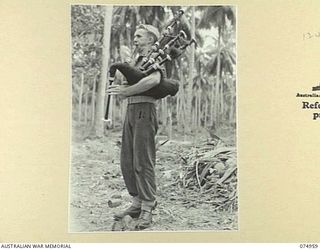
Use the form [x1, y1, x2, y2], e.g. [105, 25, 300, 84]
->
[198, 6, 236, 125]
[111, 6, 166, 62]
[193, 47, 212, 128]
[205, 37, 235, 122]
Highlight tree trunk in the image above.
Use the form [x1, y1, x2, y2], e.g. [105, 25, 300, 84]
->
[214, 27, 222, 124]
[210, 81, 214, 127]
[215, 54, 221, 123]
[164, 98, 168, 128]
[220, 72, 224, 121]
[176, 94, 180, 130]
[168, 105, 172, 140]
[194, 93, 199, 131]
[180, 87, 184, 134]
[205, 97, 208, 128]
[84, 92, 88, 124]
[230, 77, 235, 123]
[186, 6, 195, 133]
[91, 74, 97, 126]
[126, 27, 132, 51]
[177, 60, 183, 133]
[196, 93, 198, 129]
[94, 6, 113, 136]
[78, 72, 84, 123]
[193, 96, 196, 132]
[198, 89, 201, 128]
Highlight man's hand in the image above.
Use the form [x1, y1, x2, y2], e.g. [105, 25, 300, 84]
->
[106, 84, 130, 99]
[107, 71, 161, 98]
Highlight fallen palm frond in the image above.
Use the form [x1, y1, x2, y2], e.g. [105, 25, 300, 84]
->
[177, 141, 237, 212]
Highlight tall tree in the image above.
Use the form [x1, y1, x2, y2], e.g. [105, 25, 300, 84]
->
[187, 6, 196, 133]
[94, 6, 113, 136]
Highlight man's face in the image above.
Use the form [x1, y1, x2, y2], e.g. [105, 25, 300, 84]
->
[133, 29, 153, 51]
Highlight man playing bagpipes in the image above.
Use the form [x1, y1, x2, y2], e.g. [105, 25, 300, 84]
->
[106, 10, 195, 230]
[107, 24, 164, 230]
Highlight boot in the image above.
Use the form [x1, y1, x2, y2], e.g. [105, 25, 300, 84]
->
[135, 200, 157, 230]
[114, 205, 141, 220]
[135, 210, 152, 230]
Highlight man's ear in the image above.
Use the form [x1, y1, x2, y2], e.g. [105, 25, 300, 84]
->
[148, 35, 155, 44]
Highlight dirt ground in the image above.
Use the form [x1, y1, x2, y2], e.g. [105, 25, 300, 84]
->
[69, 124, 238, 232]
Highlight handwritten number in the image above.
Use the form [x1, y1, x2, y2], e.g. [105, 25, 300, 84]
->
[303, 31, 320, 40]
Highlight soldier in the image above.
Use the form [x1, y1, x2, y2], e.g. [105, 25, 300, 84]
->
[107, 24, 165, 230]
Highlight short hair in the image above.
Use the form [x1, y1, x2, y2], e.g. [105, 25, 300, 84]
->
[136, 24, 160, 43]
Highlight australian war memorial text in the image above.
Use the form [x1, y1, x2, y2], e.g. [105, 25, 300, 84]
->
[0, 244, 71, 249]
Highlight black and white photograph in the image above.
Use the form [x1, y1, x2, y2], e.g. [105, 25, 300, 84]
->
[69, 5, 237, 232]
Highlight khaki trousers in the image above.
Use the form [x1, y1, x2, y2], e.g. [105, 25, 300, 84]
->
[120, 102, 158, 203]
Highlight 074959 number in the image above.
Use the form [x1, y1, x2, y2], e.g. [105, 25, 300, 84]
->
[300, 244, 319, 248]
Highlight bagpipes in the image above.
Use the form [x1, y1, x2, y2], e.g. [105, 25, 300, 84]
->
[104, 9, 196, 121]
